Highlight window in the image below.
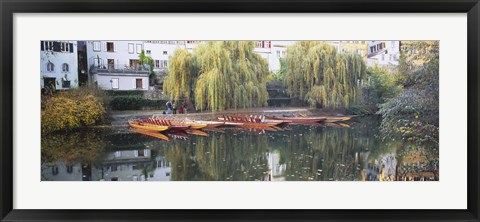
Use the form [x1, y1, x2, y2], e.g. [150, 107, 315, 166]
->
[62, 63, 69, 72]
[136, 79, 143, 89]
[114, 151, 121, 158]
[107, 59, 115, 69]
[60, 42, 69, 52]
[277, 50, 281, 58]
[159, 60, 168, 68]
[93, 41, 101, 51]
[163, 51, 168, 55]
[136, 44, 142, 54]
[111, 78, 119, 89]
[130, 59, 140, 69]
[46, 62, 55, 72]
[44, 41, 54, 51]
[155, 60, 160, 68]
[128, 43, 134, 54]
[106, 42, 114, 52]
[146, 50, 151, 54]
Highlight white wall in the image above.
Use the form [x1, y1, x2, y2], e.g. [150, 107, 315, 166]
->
[86, 40, 145, 69]
[144, 41, 186, 72]
[367, 41, 400, 67]
[93, 74, 149, 91]
[40, 41, 78, 89]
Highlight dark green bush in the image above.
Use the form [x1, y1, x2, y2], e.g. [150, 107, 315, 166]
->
[109, 96, 166, 110]
[105, 90, 145, 97]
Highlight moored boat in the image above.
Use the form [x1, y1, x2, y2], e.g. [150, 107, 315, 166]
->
[217, 115, 286, 128]
[191, 120, 225, 128]
[269, 116, 327, 124]
[128, 120, 169, 132]
[140, 118, 190, 132]
[324, 116, 352, 123]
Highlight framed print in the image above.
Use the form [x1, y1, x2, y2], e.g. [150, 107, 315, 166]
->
[1, 0, 479, 221]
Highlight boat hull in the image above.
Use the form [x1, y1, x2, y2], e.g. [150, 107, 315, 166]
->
[270, 116, 327, 124]
[128, 121, 169, 132]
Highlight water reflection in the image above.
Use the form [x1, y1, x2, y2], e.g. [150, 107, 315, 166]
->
[41, 116, 438, 181]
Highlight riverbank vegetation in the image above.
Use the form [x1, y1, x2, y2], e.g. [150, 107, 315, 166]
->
[377, 41, 439, 150]
[41, 85, 106, 135]
[164, 41, 270, 111]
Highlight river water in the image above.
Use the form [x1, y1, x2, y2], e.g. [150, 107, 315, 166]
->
[41, 116, 438, 181]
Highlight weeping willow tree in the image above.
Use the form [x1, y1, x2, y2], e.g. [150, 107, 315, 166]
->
[163, 41, 269, 112]
[163, 48, 198, 100]
[285, 41, 366, 109]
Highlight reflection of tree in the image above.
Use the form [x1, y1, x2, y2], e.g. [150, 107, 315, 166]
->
[41, 129, 107, 164]
[163, 132, 270, 181]
[275, 119, 392, 181]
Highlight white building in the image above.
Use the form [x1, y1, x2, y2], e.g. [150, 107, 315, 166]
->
[253, 41, 295, 73]
[144, 40, 186, 73]
[366, 41, 400, 67]
[86, 41, 150, 91]
[40, 41, 78, 90]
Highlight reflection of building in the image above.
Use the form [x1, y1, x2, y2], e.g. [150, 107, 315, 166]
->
[86, 41, 150, 91]
[41, 148, 174, 181]
[366, 41, 400, 67]
[364, 152, 398, 181]
[266, 151, 286, 181]
[101, 149, 152, 181]
[40, 41, 78, 90]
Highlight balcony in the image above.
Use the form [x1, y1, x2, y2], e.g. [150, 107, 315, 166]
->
[90, 63, 150, 75]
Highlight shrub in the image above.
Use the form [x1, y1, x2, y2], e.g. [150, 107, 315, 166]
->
[41, 87, 106, 134]
[109, 96, 166, 110]
[104, 90, 144, 97]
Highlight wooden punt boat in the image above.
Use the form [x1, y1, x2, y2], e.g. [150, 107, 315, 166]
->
[324, 116, 352, 123]
[217, 115, 284, 128]
[191, 120, 225, 128]
[174, 121, 208, 129]
[128, 120, 169, 132]
[142, 118, 191, 132]
[269, 116, 327, 124]
[144, 118, 208, 130]
[130, 128, 170, 141]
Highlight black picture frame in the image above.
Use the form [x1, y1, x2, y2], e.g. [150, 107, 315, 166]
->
[1, 0, 479, 221]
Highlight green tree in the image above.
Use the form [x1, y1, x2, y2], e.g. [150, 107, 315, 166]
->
[138, 50, 156, 86]
[365, 65, 401, 105]
[284, 41, 367, 109]
[163, 41, 269, 111]
[377, 41, 439, 149]
[163, 48, 198, 100]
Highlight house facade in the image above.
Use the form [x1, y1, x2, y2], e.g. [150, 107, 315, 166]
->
[86, 41, 150, 91]
[40, 41, 78, 90]
[366, 41, 401, 67]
